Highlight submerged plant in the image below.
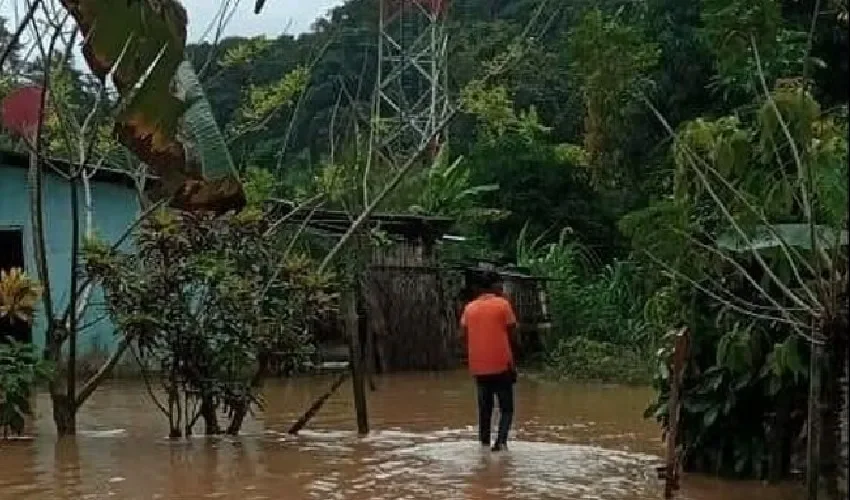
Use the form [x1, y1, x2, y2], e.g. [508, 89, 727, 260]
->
[0, 340, 52, 437]
[0, 268, 42, 325]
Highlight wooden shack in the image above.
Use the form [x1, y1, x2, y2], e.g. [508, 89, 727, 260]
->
[266, 201, 552, 372]
[266, 200, 463, 372]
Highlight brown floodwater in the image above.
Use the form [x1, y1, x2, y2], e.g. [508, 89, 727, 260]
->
[0, 371, 801, 500]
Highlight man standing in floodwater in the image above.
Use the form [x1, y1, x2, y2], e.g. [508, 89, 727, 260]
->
[460, 271, 518, 452]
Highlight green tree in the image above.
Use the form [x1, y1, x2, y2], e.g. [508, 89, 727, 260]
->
[567, 7, 660, 187]
[86, 209, 337, 437]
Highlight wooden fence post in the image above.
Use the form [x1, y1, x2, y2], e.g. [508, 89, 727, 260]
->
[665, 327, 690, 499]
[806, 334, 825, 500]
[359, 278, 378, 391]
[346, 287, 369, 436]
[838, 344, 849, 499]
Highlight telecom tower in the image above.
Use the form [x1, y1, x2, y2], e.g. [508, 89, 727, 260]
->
[376, 0, 451, 164]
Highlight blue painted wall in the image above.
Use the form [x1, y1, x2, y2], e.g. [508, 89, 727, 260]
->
[0, 157, 140, 357]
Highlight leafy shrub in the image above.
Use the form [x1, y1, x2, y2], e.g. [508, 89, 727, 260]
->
[0, 268, 50, 437]
[546, 336, 653, 384]
[0, 340, 52, 437]
[645, 323, 809, 478]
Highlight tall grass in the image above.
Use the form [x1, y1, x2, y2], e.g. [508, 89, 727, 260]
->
[517, 225, 662, 384]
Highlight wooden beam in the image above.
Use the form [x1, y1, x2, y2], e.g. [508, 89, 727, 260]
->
[345, 287, 369, 436]
[286, 372, 349, 435]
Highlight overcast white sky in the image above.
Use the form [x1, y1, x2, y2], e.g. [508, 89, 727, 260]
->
[181, 0, 345, 40]
[0, 0, 346, 41]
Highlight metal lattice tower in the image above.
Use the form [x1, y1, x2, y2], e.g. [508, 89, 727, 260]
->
[376, 0, 451, 164]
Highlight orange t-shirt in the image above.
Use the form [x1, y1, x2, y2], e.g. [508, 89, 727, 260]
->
[460, 294, 517, 376]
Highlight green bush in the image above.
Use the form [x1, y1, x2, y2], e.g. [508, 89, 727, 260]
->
[0, 340, 52, 437]
[645, 322, 810, 478]
[546, 336, 653, 384]
[517, 228, 665, 383]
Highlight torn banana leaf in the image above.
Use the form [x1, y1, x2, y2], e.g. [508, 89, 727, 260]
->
[59, 0, 244, 213]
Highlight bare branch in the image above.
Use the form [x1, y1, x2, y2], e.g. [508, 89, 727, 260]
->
[28, 7, 66, 352]
[0, 0, 42, 70]
[263, 193, 325, 237]
[75, 335, 132, 408]
[643, 95, 820, 287]
[271, 37, 334, 165]
[258, 202, 323, 304]
[197, 0, 242, 80]
[644, 252, 817, 343]
[751, 37, 833, 276]
[673, 226, 810, 317]
[318, 130, 443, 273]
[130, 342, 170, 417]
[801, 0, 824, 85]
[642, 96, 819, 316]
[328, 77, 344, 165]
[67, 196, 170, 315]
[76, 312, 108, 332]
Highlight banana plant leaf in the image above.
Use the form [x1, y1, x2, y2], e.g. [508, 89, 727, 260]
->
[716, 223, 849, 252]
[59, 0, 244, 213]
[169, 60, 244, 212]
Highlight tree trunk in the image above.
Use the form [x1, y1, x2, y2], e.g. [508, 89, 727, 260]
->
[825, 323, 848, 499]
[67, 175, 81, 423]
[29, 150, 66, 436]
[226, 351, 269, 436]
[360, 281, 387, 377]
[365, 326, 377, 391]
[225, 400, 246, 436]
[814, 316, 849, 500]
[51, 394, 76, 436]
[357, 284, 376, 391]
[202, 396, 221, 435]
[167, 376, 181, 439]
[821, 343, 840, 498]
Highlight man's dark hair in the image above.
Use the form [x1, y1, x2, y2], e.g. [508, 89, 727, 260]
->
[474, 270, 502, 296]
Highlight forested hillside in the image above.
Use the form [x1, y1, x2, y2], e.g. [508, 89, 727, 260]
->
[189, 0, 847, 257]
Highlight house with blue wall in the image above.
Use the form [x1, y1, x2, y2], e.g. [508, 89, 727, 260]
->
[0, 150, 140, 362]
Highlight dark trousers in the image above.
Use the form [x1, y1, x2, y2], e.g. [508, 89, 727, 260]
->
[475, 371, 515, 446]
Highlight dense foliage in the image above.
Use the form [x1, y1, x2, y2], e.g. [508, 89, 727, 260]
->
[185, 0, 847, 482]
[1, 0, 846, 486]
[517, 230, 661, 383]
[0, 270, 50, 437]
